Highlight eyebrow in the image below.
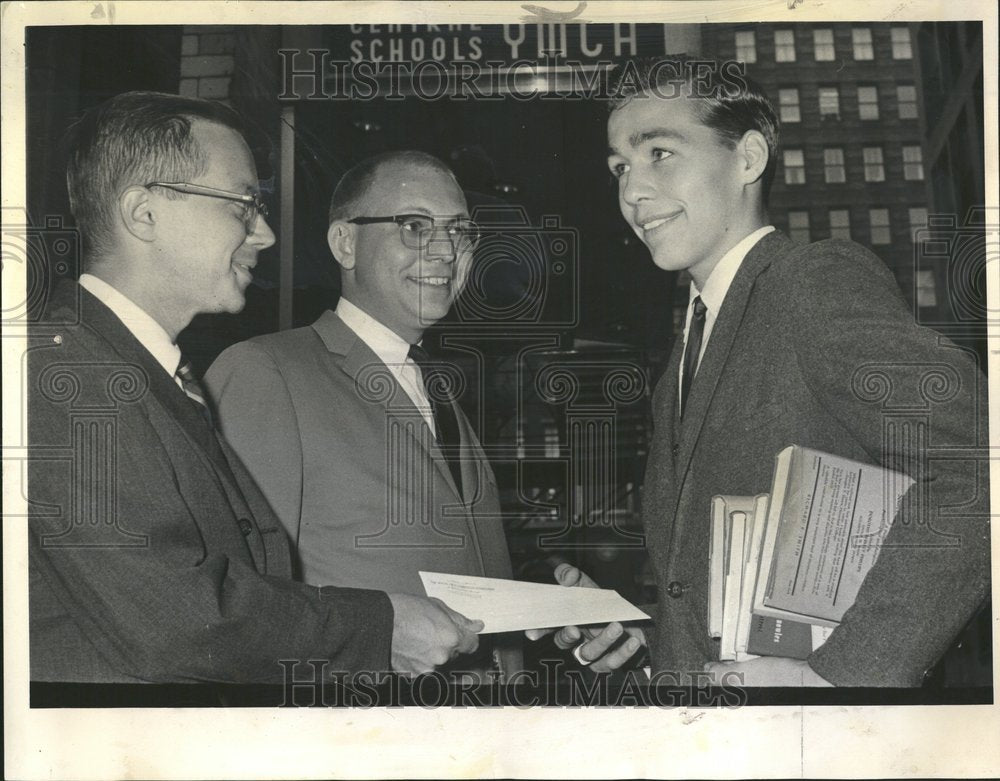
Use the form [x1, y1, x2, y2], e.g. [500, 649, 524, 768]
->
[607, 127, 687, 156]
[399, 207, 468, 219]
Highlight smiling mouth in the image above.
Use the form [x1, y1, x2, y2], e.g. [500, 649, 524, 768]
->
[409, 276, 452, 287]
[639, 212, 682, 234]
[232, 261, 255, 278]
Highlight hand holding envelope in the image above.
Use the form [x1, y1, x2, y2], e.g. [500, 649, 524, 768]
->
[420, 565, 650, 673]
[419, 568, 649, 633]
[524, 563, 649, 672]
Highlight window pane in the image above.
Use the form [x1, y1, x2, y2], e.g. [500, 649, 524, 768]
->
[814, 29, 835, 61]
[778, 88, 801, 122]
[735, 31, 757, 63]
[829, 209, 851, 239]
[775, 30, 796, 62]
[789, 211, 810, 243]
[852, 28, 874, 60]
[897, 85, 918, 119]
[824, 148, 846, 183]
[819, 87, 840, 117]
[858, 86, 879, 120]
[863, 147, 883, 163]
[909, 207, 928, 240]
[916, 270, 937, 307]
[870, 208, 890, 244]
[903, 145, 924, 180]
[783, 149, 806, 184]
[891, 27, 912, 59]
[863, 147, 885, 182]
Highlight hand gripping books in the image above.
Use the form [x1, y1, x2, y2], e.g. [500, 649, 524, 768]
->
[709, 445, 915, 661]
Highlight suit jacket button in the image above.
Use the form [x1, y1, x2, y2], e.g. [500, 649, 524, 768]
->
[237, 518, 254, 536]
[666, 581, 686, 598]
[671, 443, 680, 457]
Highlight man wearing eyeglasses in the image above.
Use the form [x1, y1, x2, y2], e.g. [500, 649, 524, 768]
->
[206, 151, 521, 681]
[29, 93, 484, 688]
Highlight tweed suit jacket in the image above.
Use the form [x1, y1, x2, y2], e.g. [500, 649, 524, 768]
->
[642, 231, 990, 687]
[28, 282, 393, 683]
[205, 309, 522, 676]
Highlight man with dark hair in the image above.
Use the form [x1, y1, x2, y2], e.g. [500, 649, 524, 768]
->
[206, 150, 521, 681]
[30, 92, 483, 685]
[536, 58, 988, 686]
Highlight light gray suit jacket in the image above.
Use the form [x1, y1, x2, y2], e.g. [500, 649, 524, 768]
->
[206, 310, 521, 675]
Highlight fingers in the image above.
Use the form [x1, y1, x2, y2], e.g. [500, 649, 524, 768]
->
[573, 621, 624, 659]
[552, 624, 583, 650]
[568, 622, 645, 673]
[434, 600, 483, 655]
[590, 634, 643, 674]
[553, 563, 599, 589]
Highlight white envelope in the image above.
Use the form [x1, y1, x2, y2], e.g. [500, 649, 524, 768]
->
[420, 571, 650, 634]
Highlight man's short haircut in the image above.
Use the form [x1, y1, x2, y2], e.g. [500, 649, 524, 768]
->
[328, 150, 458, 224]
[607, 55, 780, 202]
[65, 90, 247, 257]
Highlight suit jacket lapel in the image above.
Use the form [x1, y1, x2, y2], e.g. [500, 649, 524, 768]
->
[312, 310, 465, 503]
[76, 285, 242, 486]
[676, 231, 786, 479]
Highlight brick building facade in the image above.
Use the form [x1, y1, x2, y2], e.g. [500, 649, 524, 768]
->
[701, 23, 931, 313]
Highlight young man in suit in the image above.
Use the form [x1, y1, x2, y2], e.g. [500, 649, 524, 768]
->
[28, 92, 483, 685]
[536, 58, 989, 686]
[205, 151, 520, 681]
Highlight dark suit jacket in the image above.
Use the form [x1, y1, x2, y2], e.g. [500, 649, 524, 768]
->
[28, 282, 394, 683]
[205, 310, 522, 677]
[642, 231, 990, 686]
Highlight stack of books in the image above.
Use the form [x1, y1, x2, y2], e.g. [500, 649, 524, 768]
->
[709, 445, 914, 661]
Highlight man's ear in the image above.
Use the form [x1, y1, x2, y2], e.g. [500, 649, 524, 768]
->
[738, 129, 769, 186]
[327, 221, 356, 270]
[119, 186, 156, 242]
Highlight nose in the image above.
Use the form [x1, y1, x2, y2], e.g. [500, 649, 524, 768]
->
[424, 230, 459, 262]
[247, 214, 277, 250]
[620, 165, 655, 209]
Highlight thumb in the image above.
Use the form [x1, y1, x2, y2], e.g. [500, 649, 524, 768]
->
[554, 563, 583, 586]
[446, 607, 485, 634]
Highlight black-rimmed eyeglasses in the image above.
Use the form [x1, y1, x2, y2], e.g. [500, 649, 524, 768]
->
[348, 214, 480, 252]
[145, 182, 269, 234]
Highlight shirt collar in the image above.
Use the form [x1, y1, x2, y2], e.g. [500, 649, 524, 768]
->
[691, 225, 775, 316]
[335, 297, 414, 365]
[78, 273, 181, 378]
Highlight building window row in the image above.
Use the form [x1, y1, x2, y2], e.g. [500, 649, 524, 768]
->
[782, 145, 924, 184]
[777, 85, 919, 123]
[735, 27, 913, 63]
[784, 206, 929, 246]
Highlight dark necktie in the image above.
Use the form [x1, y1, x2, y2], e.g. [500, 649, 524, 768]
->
[176, 356, 213, 427]
[680, 296, 708, 417]
[408, 344, 464, 498]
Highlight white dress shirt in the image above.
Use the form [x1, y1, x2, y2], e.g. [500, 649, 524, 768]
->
[79, 273, 183, 385]
[678, 225, 775, 407]
[335, 298, 436, 435]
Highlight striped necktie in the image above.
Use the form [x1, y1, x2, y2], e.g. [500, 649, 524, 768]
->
[176, 356, 213, 426]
